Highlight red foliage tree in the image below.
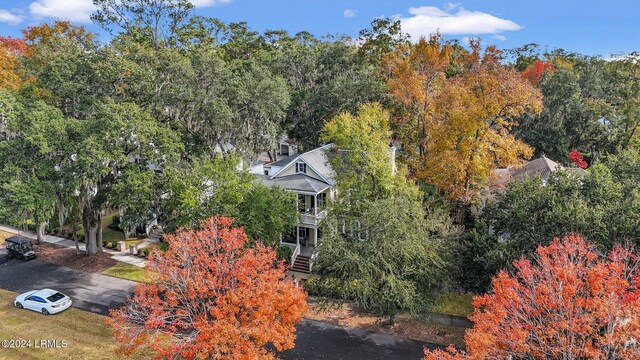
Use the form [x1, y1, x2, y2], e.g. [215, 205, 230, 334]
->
[107, 216, 308, 359]
[0, 36, 27, 56]
[520, 59, 556, 85]
[570, 149, 588, 169]
[424, 235, 640, 359]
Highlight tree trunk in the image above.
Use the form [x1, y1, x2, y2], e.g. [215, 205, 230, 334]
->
[97, 214, 103, 252]
[56, 201, 67, 235]
[83, 206, 102, 256]
[36, 222, 46, 244]
[72, 223, 80, 255]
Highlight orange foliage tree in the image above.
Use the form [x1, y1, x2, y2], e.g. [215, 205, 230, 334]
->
[383, 34, 452, 162]
[385, 38, 542, 206]
[0, 36, 27, 90]
[424, 235, 640, 359]
[107, 216, 308, 359]
[23, 20, 94, 50]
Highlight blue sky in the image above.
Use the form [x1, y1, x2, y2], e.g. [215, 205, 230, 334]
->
[0, 0, 638, 56]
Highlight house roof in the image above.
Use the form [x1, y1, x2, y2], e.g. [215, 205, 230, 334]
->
[509, 156, 559, 181]
[297, 145, 336, 184]
[262, 173, 331, 194]
[490, 155, 586, 191]
[265, 154, 296, 168]
[268, 144, 336, 185]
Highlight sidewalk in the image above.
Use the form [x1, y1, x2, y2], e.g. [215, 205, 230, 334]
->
[0, 224, 147, 267]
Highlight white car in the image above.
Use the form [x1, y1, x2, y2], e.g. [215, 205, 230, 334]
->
[14, 289, 72, 315]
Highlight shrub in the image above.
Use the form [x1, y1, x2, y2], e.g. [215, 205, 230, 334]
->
[157, 241, 169, 252]
[109, 216, 122, 231]
[276, 245, 293, 264]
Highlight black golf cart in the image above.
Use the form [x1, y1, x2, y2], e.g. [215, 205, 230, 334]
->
[5, 236, 37, 261]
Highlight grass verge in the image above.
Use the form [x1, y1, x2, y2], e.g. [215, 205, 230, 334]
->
[0, 230, 13, 245]
[431, 293, 474, 317]
[102, 262, 148, 283]
[0, 288, 147, 360]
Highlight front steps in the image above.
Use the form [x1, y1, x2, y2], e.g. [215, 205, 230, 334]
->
[291, 254, 311, 273]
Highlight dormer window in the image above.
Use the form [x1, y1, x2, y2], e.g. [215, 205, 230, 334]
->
[296, 162, 306, 174]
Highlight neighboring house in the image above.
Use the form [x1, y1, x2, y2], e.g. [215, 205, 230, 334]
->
[486, 155, 586, 240]
[260, 139, 337, 273]
[490, 155, 585, 193]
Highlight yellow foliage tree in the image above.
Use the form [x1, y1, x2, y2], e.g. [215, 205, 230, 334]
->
[386, 38, 542, 206]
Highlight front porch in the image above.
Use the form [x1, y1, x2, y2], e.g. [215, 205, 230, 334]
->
[282, 225, 321, 273]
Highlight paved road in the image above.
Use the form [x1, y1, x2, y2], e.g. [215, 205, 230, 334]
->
[0, 258, 437, 359]
[281, 320, 437, 359]
[0, 258, 136, 315]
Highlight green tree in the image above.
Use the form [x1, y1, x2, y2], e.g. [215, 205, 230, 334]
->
[479, 149, 640, 276]
[92, 0, 194, 48]
[270, 34, 386, 148]
[162, 155, 253, 231]
[311, 103, 456, 317]
[0, 91, 68, 242]
[69, 102, 182, 254]
[310, 195, 449, 318]
[321, 103, 418, 202]
[516, 54, 640, 162]
[111, 167, 162, 238]
[358, 18, 410, 64]
[162, 156, 298, 247]
[234, 185, 297, 247]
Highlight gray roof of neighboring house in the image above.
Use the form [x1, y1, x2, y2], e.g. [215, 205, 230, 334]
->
[264, 154, 296, 168]
[509, 156, 559, 181]
[490, 155, 586, 191]
[262, 173, 331, 194]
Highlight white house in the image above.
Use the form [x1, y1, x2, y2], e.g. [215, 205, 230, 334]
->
[260, 139, 337, 273]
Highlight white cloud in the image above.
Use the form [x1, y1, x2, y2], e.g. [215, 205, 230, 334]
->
[0, 9, 23, 25]
[493, 34, 507, 41]
[396, 3, 522, 40]
[343, 9, 358, 18]
[189, 0, 232, 7]
[29, 0, 97, 23]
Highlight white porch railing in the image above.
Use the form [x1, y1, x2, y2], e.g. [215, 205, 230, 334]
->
[290, 243, 301, 266]
[144, 217, 158, 235]
[299, 209, 328, 227]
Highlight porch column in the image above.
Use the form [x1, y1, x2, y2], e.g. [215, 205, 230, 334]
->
[314, 194, 318, 216]
[313, 227, 318, 247]
[296, 225, 300, 246]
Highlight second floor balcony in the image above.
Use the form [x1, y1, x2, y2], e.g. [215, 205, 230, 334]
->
[300, 208, 328, 226]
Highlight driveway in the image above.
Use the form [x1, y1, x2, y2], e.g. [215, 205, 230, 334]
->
[0, 259, 437, 359]
[0, 258, 136, 315]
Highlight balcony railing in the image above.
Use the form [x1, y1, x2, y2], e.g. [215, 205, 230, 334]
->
[299, 209, 328, 226]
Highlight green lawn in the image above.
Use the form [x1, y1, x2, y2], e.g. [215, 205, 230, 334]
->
[76, 213, 127, 244]
[102, 262, 149, 283]
[100, 213, 126, 243]
[0, 289, 149, 360]
[431, 293, 474, 317]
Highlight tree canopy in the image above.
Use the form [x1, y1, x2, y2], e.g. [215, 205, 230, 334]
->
[107, 216, 307, 359]
[425, 235, 640, 359]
